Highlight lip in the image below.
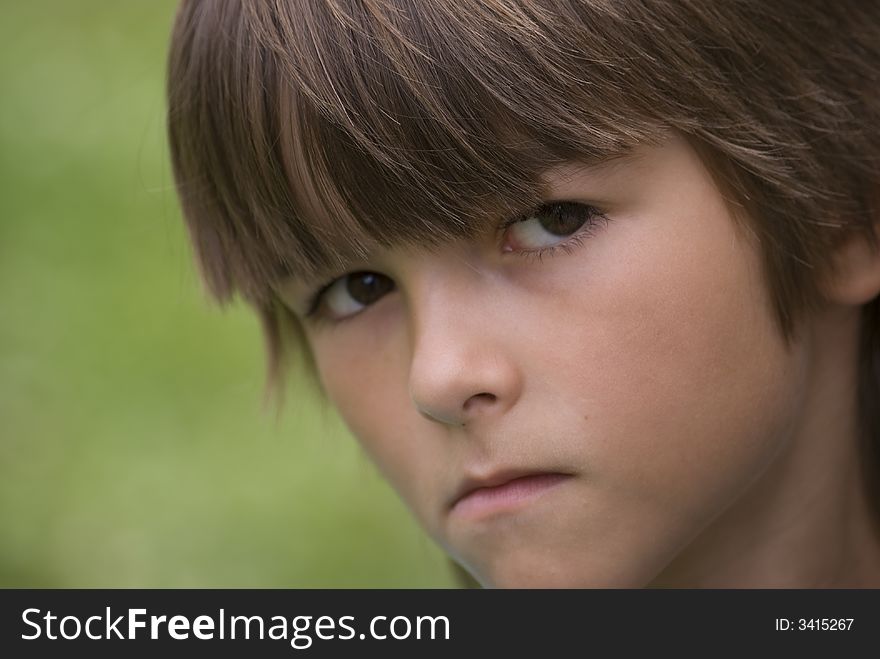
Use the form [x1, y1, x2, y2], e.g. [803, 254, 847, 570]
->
[449, 471, 572, 519]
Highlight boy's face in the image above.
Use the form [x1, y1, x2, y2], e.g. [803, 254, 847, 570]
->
[282, 136, 808, 587]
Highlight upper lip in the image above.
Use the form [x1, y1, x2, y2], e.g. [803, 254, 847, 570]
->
[448, 469, 568, 510]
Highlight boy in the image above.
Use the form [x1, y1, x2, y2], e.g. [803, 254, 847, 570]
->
[166, 0, 880, 587]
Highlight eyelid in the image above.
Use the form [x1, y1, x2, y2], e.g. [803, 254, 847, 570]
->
[303, 271, 398, 326]
[302, 201, 605, 322]
[498, 200, 605, 235]
[499, 199, 596, 229]
[498, 205, 538, 233]
[498, 200, 610, 256]
[303, 275, 341, 319]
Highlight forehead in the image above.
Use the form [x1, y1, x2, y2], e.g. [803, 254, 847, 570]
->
[540, 148, 654, 194]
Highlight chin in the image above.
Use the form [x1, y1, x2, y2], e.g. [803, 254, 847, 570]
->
[464, 549, 656, 589]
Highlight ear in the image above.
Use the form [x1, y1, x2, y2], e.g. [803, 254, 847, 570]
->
[819, 226, 880, 306]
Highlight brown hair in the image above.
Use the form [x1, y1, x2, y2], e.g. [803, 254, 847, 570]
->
[167, 1, 880, 504]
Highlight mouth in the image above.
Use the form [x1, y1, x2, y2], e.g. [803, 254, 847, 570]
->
[448, 470, 573, 519]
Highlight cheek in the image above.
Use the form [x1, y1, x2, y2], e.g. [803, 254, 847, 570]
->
[311, 318, 439, 517]
[597, 257, 797, 504]
[545, 207, 805, 552]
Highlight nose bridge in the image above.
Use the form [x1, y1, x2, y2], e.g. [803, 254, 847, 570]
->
[405, 254, 520, 426]
[407, 257, 478, 379]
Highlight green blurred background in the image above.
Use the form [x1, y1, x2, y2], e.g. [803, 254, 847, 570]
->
[0, 1, 455, 587]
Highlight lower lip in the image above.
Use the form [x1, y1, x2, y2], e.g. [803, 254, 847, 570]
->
[450, 473, 571, 519]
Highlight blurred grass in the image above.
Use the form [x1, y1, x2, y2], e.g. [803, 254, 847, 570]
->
[0, 0, 455, 587]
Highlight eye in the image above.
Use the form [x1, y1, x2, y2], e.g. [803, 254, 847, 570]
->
[311, 271, 396, 321]
[502, 201, 603, 253]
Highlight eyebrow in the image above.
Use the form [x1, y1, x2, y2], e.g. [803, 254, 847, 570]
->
[541, 147, 645, 192]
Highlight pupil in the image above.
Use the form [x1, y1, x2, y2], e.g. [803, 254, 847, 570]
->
[539, 204, 586, 236]
[347, 272, 392, 305]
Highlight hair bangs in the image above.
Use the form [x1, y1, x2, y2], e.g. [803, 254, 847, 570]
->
[168, 0, 675, 303]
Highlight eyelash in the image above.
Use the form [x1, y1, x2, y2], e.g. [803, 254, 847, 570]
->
[305, 278, 340, 319]
[304, 201, 609, 322]
[498, 201, 609, 261]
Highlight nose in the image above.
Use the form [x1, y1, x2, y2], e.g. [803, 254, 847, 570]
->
[407, 270, 522, 427]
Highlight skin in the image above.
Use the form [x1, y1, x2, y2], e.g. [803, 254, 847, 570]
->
[280, 135, 880, 587]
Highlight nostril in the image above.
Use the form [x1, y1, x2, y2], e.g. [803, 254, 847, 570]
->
[463, 392, 497, 412]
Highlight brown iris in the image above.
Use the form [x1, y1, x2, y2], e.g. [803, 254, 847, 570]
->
[346, 271, 395, 306]
[537, 202, 589, 236]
